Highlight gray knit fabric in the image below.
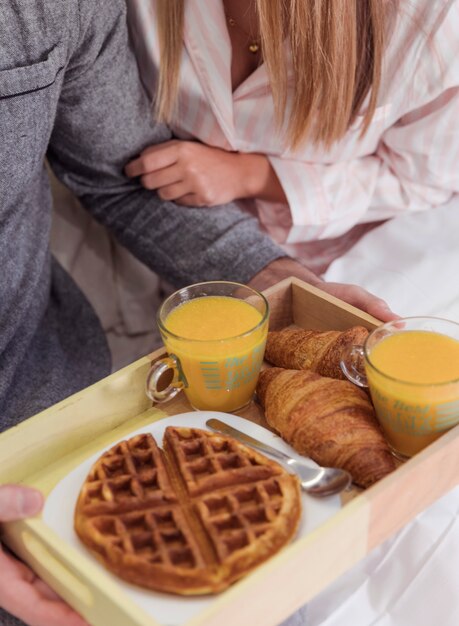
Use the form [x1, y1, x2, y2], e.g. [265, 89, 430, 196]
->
[0, 0, 285, 428]
[0, 611, 23, 626]
[0, 0, 287, 623]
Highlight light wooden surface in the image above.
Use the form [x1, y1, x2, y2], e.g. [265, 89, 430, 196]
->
[1, 277, 458, 626]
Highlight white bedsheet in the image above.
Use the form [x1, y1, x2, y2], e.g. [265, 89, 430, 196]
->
[283, 196, 459, 626]
[324, 195, 459, 321]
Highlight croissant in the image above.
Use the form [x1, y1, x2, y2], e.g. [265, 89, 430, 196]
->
[256, 368, 396, 488]
[264, 326, 369, 380]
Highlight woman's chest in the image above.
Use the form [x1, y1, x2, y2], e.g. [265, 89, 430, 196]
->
[129, 0, 402, 163]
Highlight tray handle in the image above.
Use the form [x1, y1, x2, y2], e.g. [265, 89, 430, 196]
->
[2, 521, 160, 626]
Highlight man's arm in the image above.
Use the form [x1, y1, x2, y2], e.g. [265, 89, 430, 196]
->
[47, 0, 285, 288]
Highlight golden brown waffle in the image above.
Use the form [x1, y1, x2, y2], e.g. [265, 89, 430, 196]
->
[75, 426, 301, 595]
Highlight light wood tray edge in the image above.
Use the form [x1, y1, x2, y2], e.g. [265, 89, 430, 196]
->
[1, 276, 459, 626]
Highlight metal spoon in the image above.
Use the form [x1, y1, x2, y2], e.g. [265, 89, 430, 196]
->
[206, 418, 352, 497]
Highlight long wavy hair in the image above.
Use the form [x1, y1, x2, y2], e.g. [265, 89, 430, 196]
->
[154, 0, 397, 148]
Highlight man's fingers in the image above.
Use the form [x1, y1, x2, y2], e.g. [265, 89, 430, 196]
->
[343, 286, 399, 322]
[0, 485, 43, 521]
[0, 551, 89, 626]
[318, 282, 400, 322]
[366, 299, 401, 322]
[20, 594, 89, 626]
[34, 578, 63, 601]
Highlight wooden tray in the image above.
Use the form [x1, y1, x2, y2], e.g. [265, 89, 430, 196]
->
[2, 277, 459, 626]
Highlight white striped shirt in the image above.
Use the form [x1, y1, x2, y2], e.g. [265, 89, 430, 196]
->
[127, 0, 459, 258]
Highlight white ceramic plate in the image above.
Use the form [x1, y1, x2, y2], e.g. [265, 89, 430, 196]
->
[44, 411, 341, 626]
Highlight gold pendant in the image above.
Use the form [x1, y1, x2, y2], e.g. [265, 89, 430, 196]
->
[249, 42, 259, 53]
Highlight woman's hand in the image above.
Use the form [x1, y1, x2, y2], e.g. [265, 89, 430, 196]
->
[0, 485, 89, 626]
[125, 140, 286, 206]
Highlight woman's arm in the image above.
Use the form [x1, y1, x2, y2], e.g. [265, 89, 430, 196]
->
[127, 1, 459, 239]
[125, 140, 287, 206]
[126, 81, 459, 232]
[269, 91, 459, 243]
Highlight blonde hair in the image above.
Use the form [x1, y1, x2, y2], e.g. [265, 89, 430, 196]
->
[155, 0, 397, 148]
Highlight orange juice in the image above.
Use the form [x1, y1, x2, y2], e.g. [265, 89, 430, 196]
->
[366, 330, 459, 457]
[163, 296, 268, 411]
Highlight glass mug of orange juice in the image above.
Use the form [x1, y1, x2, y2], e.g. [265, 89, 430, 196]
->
[146, 281, 269, 412]
[341, 317, 459, 459]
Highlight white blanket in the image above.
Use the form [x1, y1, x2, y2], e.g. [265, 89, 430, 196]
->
[324, 196, 459, 321]
[285, 196, 459, 626]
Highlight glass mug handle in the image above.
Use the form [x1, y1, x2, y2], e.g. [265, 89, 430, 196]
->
[146, 355, 185, 403]
[340, 345, 368, 388]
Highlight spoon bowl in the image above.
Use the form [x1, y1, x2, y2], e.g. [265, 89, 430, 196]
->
[206, 418, 352, 497]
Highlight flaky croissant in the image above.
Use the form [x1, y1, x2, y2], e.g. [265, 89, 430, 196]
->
[264, 326, 369, 380]
[256, 368, 396, 488]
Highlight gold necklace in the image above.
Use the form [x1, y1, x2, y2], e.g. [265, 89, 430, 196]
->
[226, 14, 261, 54]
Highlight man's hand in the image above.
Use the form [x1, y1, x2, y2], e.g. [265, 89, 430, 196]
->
[248, 257, 398, 322]
[317, 281, 399, 322]
[0, 485, 89, 626]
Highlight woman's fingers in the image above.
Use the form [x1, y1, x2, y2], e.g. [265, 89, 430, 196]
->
[156, 182, 191, 201]
[174, 193, 206, 207]
[125, 141, 179, 177]
[140, 167, 182, 191]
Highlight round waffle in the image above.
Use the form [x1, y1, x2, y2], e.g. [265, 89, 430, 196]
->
[74, 426, 301, 595]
